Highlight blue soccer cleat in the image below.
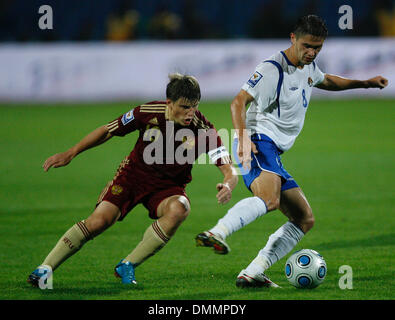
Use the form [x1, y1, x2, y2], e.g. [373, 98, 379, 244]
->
[114, 259, 137, 284]
[27, 265, 52, 288]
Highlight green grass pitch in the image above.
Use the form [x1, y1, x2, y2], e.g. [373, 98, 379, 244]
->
[0, 98, 394, 300]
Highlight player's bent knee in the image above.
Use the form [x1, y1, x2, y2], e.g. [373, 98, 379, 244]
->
[167, 196, 190, 222]
[303, 207, 315, 231]
[303, 215, 315, 232]
[178, 196, 191, 215]
[85, 202, 120, 236]
[253, 192, 280, 212]
[294, 214, 315, 234]
[263, 196, 281, 212]
[85, 216, 112, 236]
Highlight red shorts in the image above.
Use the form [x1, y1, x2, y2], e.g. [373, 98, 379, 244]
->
[97, 163, 189, 220]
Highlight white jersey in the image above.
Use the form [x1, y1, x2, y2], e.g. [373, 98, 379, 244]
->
[242, 51, 325, 151]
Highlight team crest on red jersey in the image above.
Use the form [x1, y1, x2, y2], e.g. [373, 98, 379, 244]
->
[111, 185, 123, 195]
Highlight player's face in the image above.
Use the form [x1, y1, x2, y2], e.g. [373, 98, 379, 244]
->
[291, 33, 324, 66]
[167, 98, 199, 126]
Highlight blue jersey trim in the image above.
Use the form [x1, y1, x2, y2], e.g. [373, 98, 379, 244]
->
[280, 51, 295, 67]
[264, 60, 284, 117]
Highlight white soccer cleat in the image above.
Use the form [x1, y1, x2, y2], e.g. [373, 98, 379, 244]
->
[236, 269, 280, 288]
[195, 231, 230, 254]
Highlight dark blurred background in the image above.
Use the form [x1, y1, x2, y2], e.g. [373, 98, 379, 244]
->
[1, 0, 394, 42]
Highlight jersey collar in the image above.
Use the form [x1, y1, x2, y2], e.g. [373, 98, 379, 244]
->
[281, 51, 296, 67]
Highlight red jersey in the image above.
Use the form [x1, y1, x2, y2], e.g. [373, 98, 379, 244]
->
[106, 101, 231, 187]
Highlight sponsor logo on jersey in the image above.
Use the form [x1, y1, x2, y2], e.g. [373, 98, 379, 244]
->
[290, 86, 299, 91]
[148, 117, 159, 125]
[247, 71, 263, 88]
[121, 109, 135, 125]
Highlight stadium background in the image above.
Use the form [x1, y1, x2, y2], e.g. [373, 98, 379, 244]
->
[1, 0, 394, 41]
[0, 0, 394, 302]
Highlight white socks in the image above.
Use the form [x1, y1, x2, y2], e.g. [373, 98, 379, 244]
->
[209, 196, 268, 239]
[208, 196, 305, 276]
[245, 221, 305, 275]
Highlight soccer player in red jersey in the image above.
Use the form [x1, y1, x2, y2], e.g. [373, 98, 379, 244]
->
[28, 73, 238, 287]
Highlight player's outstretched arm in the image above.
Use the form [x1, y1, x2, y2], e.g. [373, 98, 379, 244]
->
[316, 74, 388, 91]
[216, 164, 238, 204]
[43, 125, 112, 172]
[231, 90, 258, 170]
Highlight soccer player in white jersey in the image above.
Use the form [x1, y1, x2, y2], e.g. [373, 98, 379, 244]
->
[196, 15, 388, 288]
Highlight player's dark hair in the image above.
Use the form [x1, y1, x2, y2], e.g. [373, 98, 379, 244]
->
[166, 73, 201, 103]
[293, 15, 328, 39]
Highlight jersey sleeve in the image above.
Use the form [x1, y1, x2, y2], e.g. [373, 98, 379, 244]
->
[241, 62, 279, 112]
[106, 106, 143, 137]
[312, 62, 325, 86]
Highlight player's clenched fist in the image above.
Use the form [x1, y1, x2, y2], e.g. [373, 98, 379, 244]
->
[366, 76, 388, 89]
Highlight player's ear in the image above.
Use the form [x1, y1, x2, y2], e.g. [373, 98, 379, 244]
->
[290, 32, 296, 44]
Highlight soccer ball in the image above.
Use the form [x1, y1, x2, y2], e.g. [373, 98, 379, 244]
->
[285, 249, 327, 289]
